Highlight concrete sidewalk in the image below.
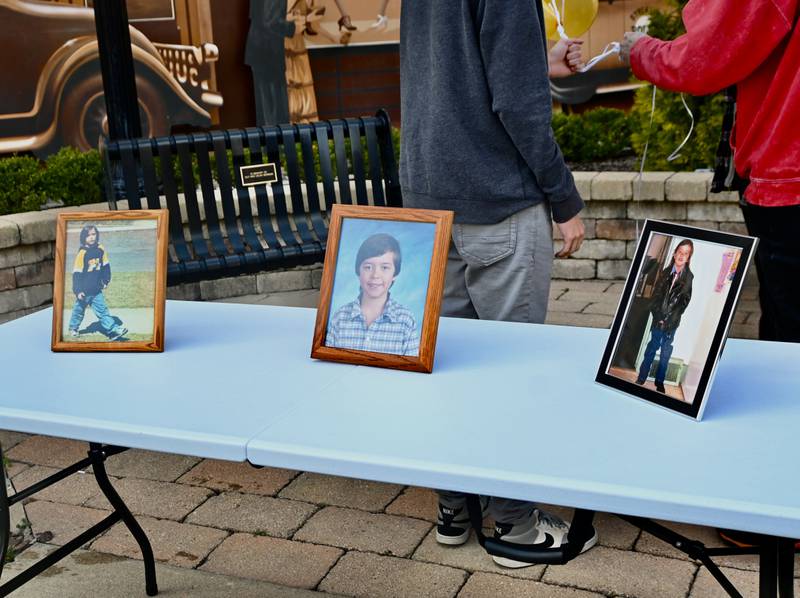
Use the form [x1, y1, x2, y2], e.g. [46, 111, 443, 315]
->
[2, 277, 785, 598]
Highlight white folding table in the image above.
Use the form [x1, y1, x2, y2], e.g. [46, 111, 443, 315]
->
[0, 301, 798, 597]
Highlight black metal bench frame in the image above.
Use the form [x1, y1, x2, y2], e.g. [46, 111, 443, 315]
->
[101, 110, 401, 285]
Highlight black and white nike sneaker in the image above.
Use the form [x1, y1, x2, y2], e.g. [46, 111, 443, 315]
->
[435, 499, 488, 545]
[492, 509, 598, 568]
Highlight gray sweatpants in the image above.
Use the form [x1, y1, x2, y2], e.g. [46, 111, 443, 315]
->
[438, 201, 554, 525]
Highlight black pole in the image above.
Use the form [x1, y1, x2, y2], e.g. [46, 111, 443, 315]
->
[93, 0, 142, 140]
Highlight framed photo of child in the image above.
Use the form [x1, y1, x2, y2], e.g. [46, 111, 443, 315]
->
[51, 210, 169, 352]
[596, 220, 757, 420]
[311, 204, 453, 373]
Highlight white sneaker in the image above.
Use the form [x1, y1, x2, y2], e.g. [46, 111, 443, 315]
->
[492, 509, 598, 568]
[368, 14, 388, 31]
[435, 498, 488, 546]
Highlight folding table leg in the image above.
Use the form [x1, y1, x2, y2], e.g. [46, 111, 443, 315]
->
[760, 536, 778, 598]
[777, 537, 795, 598]
[89, 443, 158, 596]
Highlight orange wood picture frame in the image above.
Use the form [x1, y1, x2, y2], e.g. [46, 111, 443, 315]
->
[311, 205, 453, 373]
[51, 210, 169, 352]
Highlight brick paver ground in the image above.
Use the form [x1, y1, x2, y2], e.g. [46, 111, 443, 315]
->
[1, 278, 771, 597]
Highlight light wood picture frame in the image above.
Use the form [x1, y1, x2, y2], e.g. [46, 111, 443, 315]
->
[51, 210, 169, 352]
[311, 204, 454, 373]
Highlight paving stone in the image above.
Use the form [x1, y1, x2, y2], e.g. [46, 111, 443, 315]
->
[556, 290, 615, 304]
[591, 172, 637, 201]
[8, 210, 60, 244]
[320, 550, 468, 598]
[14, 260, 54, 287]
[0, 218, 20, 249]
[459, 572, 604, 598]
[0, 305, 47, 325]
[582, 302, 619, 316]
[690, 565, 800, 598]
[166, 282, 201, 301]
[554, 280, 613, 293]
[545, 312, 612, 329]
[0, 430, 30, 451]
[385, 486, 438, 522]
[25, 500, 109, 546]
[200, 274, 257, 301]
[595, 219, 638, 240]
[628, 201, 688, 221]
[542, 545, 696, 598]
[571, 172, 598, 201]
[5, 460, 30, 479]
[178, 459, 298, 496]
[548, 300, 591, 314]
[597, 259, 632, 280]
[85, 477, 212, 521]
[707, 190, 740, 203]
[0, 267, 14, 291]
[551, 259, 595, 280]
[0, 283, 52, 314]
[580, 202, 627, 219]
[311, 267, 324, 288]
[0, 242, 53, 270]
[3, 543, 332, 598]
[296, 506, 431, 557]
[103, 449, 201, 482]
[186, 492, 316, 537]
[571, 240, 626, 260]
[414, 530, 544, 580]
[687, 203, 745, 222]
[91, 515, 228, 568]
[279, 472, 404, 512]
[11, 465, 105, 506]
[7, 436, 89, 468]
[632, 171, 674, 201]
[258, 288, 320, 308]
[666, 172, 713, 201]
[730, 322, 759, 340]
[201, 533, 342, 589]
[256, 269, 313, 294]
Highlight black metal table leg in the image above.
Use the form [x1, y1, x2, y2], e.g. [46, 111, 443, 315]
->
[88, 443, 158, 596]
[778, 537, 795, 598]
[760, 536, 779, 598]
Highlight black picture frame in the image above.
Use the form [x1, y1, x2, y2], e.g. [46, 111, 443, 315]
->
[596, 220, 758, 420]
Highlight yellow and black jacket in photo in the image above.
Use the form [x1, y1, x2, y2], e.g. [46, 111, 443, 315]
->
[72, 244, 111, 298]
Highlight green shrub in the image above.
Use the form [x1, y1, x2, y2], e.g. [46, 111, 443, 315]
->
[629, 0, 724, 170]
[42, 147, 104, 207]
[0, 156, 45, 214]
[553, 108, 632, 163]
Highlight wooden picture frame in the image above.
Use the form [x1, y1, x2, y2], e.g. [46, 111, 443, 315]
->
[596, 220, 758, 420]
[51, 210, 168, 352]
[311, 205, 453, 373]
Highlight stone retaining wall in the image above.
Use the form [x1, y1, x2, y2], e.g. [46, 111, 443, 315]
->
[0, 171, 745, 324]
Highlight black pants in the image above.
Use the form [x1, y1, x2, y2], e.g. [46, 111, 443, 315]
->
[740, 201, 800, 342]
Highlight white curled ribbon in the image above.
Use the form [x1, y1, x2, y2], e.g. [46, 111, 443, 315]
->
[547, 0, 620, 72]
[667, 93, 695, 162]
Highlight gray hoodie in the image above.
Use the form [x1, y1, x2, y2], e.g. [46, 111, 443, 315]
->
[399, 0, 583, 224]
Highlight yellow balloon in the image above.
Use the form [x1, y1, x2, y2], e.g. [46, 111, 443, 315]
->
[541, 0, 599, 41]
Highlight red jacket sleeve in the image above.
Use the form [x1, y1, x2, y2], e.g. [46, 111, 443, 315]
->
[631, 0, 796, 95]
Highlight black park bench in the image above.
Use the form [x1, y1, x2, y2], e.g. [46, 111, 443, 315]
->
[100, 110, 401, 285]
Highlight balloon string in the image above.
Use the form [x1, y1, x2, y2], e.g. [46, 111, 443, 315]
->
[635, 84, 658, 240]
[667, 93, 695, 162]
[547, 0, 620, 72]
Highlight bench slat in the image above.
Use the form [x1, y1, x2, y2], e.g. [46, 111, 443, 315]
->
[103, 113, 400, 284]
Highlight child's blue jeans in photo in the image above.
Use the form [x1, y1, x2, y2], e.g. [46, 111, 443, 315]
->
[638, 328, 675, 384]
[69, 293, 123, 336]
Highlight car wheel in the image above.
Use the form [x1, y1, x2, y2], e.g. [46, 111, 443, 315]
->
[60, 71, 169, 151]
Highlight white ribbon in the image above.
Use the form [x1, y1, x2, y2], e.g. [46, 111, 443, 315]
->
[667, 93, 695, 162]
[547, 0, 620, 72]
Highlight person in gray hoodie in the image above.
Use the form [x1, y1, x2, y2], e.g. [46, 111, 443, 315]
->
[400, 0, 595, 567]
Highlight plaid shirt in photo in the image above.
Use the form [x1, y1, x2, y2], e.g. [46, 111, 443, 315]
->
[326, 296, 420, 357]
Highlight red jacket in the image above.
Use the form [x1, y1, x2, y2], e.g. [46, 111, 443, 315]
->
[631, 0, 800, 206]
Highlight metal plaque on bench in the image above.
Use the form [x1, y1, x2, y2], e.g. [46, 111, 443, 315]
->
[239, 163, 278, 187]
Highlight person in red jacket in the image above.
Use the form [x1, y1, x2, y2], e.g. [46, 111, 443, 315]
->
[620, 0, 800, 343]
